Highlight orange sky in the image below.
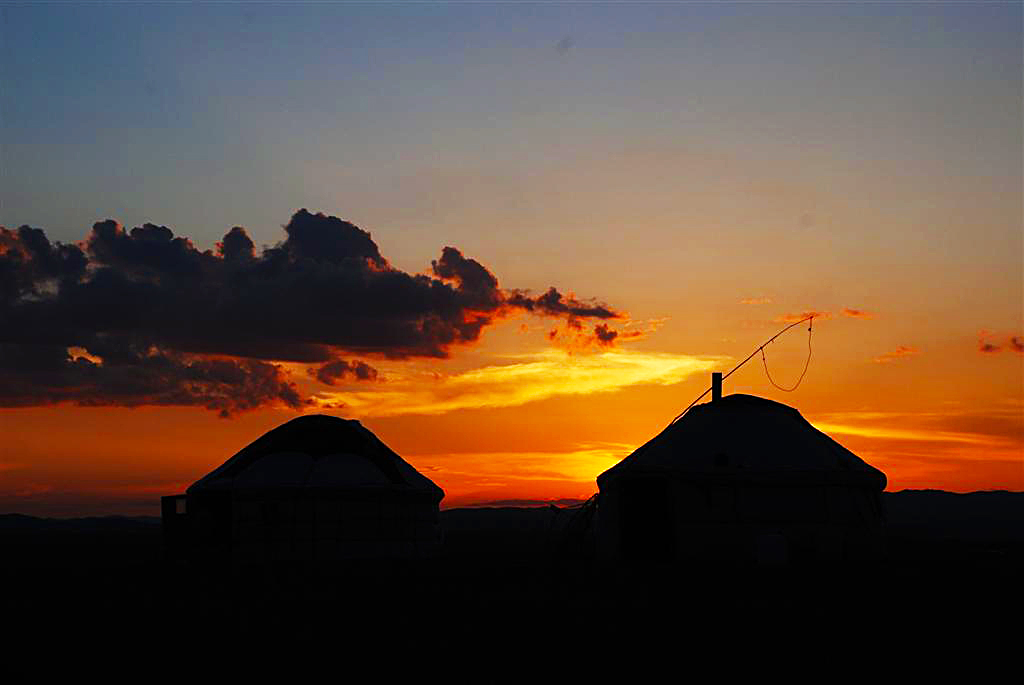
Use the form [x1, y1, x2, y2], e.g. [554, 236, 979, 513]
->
[2, 307, 1020, 517]
[1, 4, 1021, 516]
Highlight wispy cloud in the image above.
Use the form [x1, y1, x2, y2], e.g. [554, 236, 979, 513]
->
[314, 349, 721, 417]
[739, 297, 772, 305]
[811, 407, 1023, 450]
[978, 330, 1024, 355]
[842, 308, 874, 319]
[978, 330, 1002, 354]
[873, 345, 920, 364]
[545, 317, 666, 353]
[775, 310, 831, 323]
[808, 406, 1024, 490]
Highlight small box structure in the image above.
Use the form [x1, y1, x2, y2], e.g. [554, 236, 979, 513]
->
[596, 393, 887, 565]
[162, 414, 444, 565]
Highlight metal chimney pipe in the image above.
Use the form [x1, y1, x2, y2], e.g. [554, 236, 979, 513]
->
[712, 372, 722, 402]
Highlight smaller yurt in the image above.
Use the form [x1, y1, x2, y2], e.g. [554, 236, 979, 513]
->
[162, 415, 444, 565]
[596, 392, 886, 565]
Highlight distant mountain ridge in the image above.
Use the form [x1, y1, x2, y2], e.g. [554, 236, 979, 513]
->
[1, 490, 1021, 543]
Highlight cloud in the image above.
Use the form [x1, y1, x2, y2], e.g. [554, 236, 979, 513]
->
[978, 330, 1002, 354]
[775, 310, 831, 323]
[506, 286, 619, 322]
[842, 308, 874, 319]
[811, 407, 1023, 449]
[739, 297, 772, 305]
[594, 323, 618, 346]
[977, 330, 1024, 355]
[545, 318, 658, 353]
[807, 406, 1024, 491]
[309, 358, 379, 385]
[0, 343, 305, 417]
[0, 210, 624, 413]
[313, 349, 721, 417]
[873, 346, 920, 364]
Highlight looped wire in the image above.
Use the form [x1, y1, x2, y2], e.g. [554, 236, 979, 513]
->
[761, 317, 813, 392]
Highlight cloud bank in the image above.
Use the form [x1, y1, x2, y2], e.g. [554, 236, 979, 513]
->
[0, 210, 627, 414]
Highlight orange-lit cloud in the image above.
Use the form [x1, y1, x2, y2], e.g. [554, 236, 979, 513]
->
[842, 308, 874, 319]
[811, 403, 1024, 451]
[978, 330, 1002, 354]
[313, 349, 722, 417]
[545, 317, 663, 353]
[977, 330, 1024, 355]
[873, 346, 921, 364]
[775, 310, 831, 323]
[808, 404, 1024, 491]
[739, 297, 772, 305]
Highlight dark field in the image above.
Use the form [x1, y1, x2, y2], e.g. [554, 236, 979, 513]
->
[3, 490, 1021, 657]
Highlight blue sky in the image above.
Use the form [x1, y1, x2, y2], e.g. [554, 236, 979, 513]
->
[3, 2, 1019, 257]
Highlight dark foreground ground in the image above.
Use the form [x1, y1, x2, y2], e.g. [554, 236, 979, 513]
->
[3, 490, 1021, 661]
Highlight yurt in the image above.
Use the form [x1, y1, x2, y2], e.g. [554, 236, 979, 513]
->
[162, 415, 444, 565]
[595, 392, 886, 565]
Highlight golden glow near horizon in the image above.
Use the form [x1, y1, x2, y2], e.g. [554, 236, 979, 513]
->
[312, 349, 724, 417]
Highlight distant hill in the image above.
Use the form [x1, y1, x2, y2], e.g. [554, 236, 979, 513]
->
[0, 513, 160, 532]
[2, 489, 1020, 547]
[883, 489, 1023, 543]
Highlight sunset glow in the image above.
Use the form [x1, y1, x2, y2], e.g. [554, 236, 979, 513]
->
[1, 2, 1020, 517]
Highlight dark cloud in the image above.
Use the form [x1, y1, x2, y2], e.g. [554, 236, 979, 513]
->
[281, 208, 385, 267]
[431, 246, 503, 312]
[0, 209, 622, 413]
[506, 286, 618, 321]
[594, 323, 618, 346]
[310, 359, 380, 386]
[1010, 336, 1024, 354]
[0, 225, 87, 299]
[0, 343, 304, 417]
[217, 226, 255, 262]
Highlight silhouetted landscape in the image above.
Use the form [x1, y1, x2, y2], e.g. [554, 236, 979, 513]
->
[4, 490, 1021, 649]
[3, 3, 1020, 665]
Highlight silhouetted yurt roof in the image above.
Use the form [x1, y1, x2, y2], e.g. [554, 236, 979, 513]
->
[598, 394, 886, 489]
[187, 414, 444, 501]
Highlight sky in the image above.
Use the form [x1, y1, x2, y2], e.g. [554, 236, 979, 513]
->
[1, 2, 1021, 516]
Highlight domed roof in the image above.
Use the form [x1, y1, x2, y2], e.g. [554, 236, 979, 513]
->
[187, 414, 444, 501]
[597, 394, 886, 490]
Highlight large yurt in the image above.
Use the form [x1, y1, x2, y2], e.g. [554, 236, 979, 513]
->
[595, 392, 886, 565]
[162, 415, 444, 565]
